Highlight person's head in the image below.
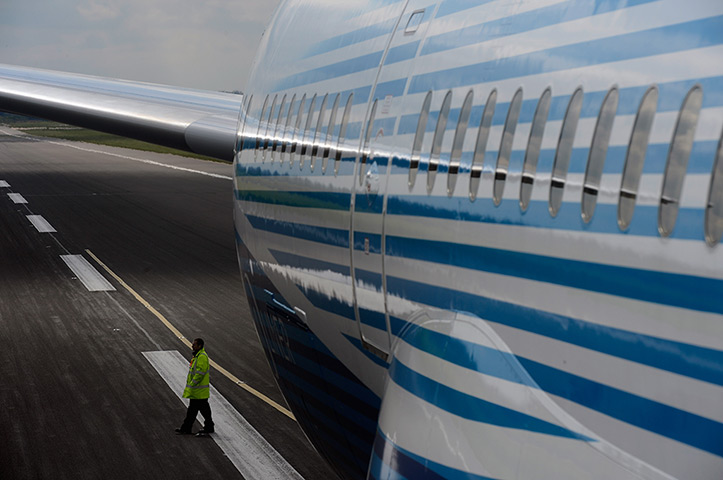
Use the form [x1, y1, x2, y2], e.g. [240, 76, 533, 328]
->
[192, 338, 204, 353]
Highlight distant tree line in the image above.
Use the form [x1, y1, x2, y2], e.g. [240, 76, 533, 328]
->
[0, 113, 49, 125]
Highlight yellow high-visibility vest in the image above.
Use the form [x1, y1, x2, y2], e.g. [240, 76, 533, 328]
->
[183, 348, 210, 399]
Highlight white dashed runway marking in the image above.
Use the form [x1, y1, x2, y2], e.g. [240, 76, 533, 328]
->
[143, 350, 304, 480]
[27, 215, 56, 233]
[60, 254, 115, 291]
[8, 192, 27, 204]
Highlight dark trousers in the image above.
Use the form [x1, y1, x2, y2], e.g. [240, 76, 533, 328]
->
[180, 398, 214, 432]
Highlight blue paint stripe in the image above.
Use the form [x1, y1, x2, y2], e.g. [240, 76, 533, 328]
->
[386, 235, 723, 316]
[385, 41, 421, 65]
[373, 429, 499, 480]
[402, 325, 537, 387]
[409, 16, 723, 94]
[423, 0, 656, 56]
[658, 75, 723, 111]
[264, 246, 723, 455]
[305, 18, 399, 58]
[238, 183, 704, 243]
[353, 231, 383, 254]
[366, 0, 406, 7]
[435, 0, 496, 18]
[276, 50, 384, 91]
[386, 195, 705, 241]
[404, 324, 723, 457]
[354, 193, 386, 215]
[348, 85, 374, 105]
[397, 75, 723, 136]
[251, 212, 715, 320]
[374, 78, 408, 100]
[389, 315, 407, 337]
[263, 247, 723, 418]
[499, 77, 723, 123]
[390, 358, 592, 440]
[386, 140, 715, 176]
[371, 118, 398, 142]
[276, 9, 721, 93]
[247, 214, 350, 247]
[358, 306, 387, 331]
[386, 275, 723, 387]
[237, 190, 351, 211]
[522, 357, 723, 457]
[346, 121, 364, 142]
[539, 141, 717, 175]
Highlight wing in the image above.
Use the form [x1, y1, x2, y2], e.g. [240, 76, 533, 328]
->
[0, 64, 242, 161]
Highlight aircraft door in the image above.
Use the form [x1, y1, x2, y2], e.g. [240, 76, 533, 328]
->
[351, 4, 435, 360]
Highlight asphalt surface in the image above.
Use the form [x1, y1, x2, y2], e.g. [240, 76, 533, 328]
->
[0, 128, 338, 479]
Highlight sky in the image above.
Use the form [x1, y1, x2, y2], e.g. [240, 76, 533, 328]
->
[0, 0, 281, 92]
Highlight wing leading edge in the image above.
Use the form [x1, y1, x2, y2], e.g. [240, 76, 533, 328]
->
[0, 64, 242, 161]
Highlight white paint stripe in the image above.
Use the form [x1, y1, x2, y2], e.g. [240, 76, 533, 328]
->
[60, 254, 115, 291]
[8, 193, 27, 204]
[143, 350, 304, 480]
[27, 215, 56, 233]
[0, 128, 232, 180]
[0, 181, 10, 187]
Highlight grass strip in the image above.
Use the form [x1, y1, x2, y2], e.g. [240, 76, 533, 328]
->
[14, 126, 223, 162]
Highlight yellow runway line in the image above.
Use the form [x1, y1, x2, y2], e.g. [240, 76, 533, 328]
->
[85, 249, 295, 421]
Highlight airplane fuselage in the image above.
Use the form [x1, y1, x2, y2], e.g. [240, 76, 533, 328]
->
[234, 1, 723, 479]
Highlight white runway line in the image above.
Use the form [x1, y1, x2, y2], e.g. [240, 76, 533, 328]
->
[143, 350, 304, 480]
[8, 193, 27, 204]
[0, 127, 232, 180]
[60, 254, 115, 291]
[27, 215, 57, 233]
[64, 144, 235, 180]
[0, 180, 10, 187]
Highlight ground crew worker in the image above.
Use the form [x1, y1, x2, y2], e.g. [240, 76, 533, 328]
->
[175, 338, 214, 436]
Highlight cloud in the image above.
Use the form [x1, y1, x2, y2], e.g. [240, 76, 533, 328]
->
[76, 0, 120, 22]
[0, 0, 280, 91]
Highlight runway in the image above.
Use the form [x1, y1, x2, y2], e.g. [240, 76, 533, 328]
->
[0, 128, 338, 479]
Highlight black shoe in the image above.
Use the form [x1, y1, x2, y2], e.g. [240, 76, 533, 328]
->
[196, 428, 214, 436]
[175, 428, 192, 435]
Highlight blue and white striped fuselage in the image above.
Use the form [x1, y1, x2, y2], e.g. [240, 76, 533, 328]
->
[234, 1, 723, 478]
